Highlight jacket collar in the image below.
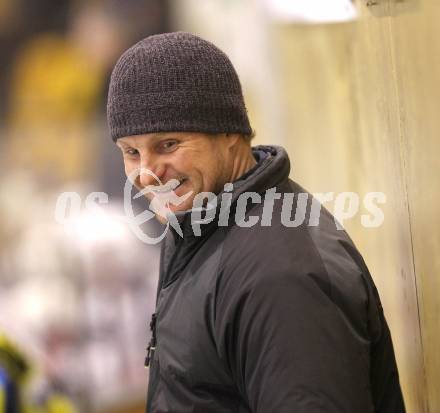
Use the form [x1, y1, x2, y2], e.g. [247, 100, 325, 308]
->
[170, 145, 291, 241]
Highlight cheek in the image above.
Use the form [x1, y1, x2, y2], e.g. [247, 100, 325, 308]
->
[172, 154, 219, 193]
[207, 154, 226, 187]
[124, 163, 140, 187]
[124, 159, 135, 175]
[197, 167, 221, 194]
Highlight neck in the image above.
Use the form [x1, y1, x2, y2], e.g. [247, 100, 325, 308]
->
[229, 143, 257, 183]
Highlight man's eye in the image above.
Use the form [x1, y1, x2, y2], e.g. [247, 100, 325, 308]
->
[124, 148, 139, 156]
[159, 140, 178, 152]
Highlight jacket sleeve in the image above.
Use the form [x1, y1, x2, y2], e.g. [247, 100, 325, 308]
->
[214, 261, 375, 413]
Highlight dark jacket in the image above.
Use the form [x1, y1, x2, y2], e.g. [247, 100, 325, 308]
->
[146, 145, 405, 413]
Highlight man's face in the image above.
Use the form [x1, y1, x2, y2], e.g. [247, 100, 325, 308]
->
[116, 132, 234, 221]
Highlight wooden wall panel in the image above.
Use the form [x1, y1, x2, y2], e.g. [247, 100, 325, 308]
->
[389, 1, 440, 411]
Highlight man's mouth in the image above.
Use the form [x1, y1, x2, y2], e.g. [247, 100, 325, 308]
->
[172, 178, 187, 192]
[150, 178, 180, 194]
[135, 178, 188, 199]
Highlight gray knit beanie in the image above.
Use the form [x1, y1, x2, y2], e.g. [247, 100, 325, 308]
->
[107, 31, 252, 141]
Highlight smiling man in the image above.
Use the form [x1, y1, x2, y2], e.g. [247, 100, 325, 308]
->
[115, 131, 256, 220]
[107, 32, 405, 413]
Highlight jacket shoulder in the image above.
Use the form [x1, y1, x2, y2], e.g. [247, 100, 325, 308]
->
[218, 182, 375, 342]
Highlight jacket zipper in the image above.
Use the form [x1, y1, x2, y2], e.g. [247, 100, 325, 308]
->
[145, 234, 182, 367]
[144, 312, 157, 367]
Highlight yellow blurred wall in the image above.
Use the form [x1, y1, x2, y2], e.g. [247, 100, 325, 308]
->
[174, 0, 438, 411]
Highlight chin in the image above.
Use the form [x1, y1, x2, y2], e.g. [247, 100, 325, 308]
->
[155, 213, 168, 225]
[152, 203, 188, 224]
[148, 190, 196, 224]
[167, 203, 191, 216]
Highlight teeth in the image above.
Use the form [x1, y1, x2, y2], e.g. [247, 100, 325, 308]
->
[148, 179, 181, 194]
[134, 179, 184, 199]
[152, 179, 180, 193]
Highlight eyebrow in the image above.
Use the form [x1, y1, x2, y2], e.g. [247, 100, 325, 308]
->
[116, 141, 131, 149]
[149, 133, 181, 143]
[117, 133, 182, 148]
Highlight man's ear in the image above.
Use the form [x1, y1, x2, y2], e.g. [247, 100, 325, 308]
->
[224, 133, 241, 150]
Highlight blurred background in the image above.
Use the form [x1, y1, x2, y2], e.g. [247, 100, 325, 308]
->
[0, 0, 439, 412]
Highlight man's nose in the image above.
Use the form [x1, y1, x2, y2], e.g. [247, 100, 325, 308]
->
[138, 156, 166, 188]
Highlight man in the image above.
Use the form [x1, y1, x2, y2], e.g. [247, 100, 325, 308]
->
[0, 334, 28, 413]
[107, 32, 405, 412]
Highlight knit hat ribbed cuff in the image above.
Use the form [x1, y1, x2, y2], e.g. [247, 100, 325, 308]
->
[109, 91, 252, 141]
